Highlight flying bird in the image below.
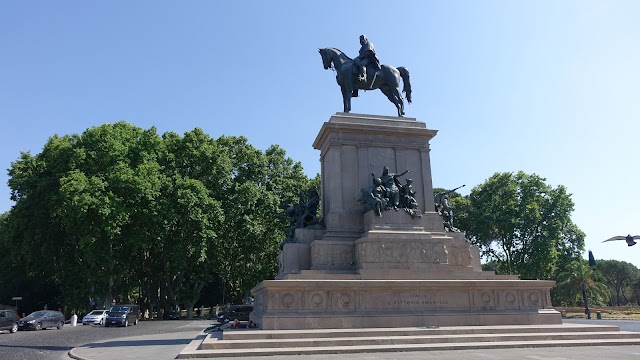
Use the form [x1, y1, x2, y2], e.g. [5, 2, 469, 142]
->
[602, 234, 639, 247]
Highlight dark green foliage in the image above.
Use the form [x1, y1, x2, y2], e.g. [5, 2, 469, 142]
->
[597, 260, 639, 306]
[0, 122, 312, 316]
[552, 259, 610, 307]
[449, 171, 582, 280]
[436, 173, 640, 307]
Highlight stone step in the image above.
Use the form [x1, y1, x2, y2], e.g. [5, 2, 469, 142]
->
[180, 338, 640, 358]
[283, 271, 519, 280]
[222, 324, 621, 340]
[178, 324, 640, 358]
[204, 331, 640, 350]
[283, 273, 360, 280]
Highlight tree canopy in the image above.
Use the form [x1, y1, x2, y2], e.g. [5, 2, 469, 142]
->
[597, 259, 639, 306]
[0, 122, 313, 316]
[454, 171, 583, 280]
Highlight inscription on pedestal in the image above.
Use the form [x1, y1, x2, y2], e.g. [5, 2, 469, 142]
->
[388, 293, 450, 306]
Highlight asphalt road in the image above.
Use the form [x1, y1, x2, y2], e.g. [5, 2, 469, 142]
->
[0, 319, 214, 360]
[0, 318, 638, 360]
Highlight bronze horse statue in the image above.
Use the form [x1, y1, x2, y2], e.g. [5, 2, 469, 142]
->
[318, 47, 412, 117]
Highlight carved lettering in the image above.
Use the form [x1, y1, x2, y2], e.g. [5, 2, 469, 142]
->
[386, 293, 449, 306]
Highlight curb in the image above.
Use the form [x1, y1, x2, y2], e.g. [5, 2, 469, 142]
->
[68, 347, 90, 360]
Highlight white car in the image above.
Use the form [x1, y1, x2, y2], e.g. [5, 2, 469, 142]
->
[82, 310, 109, 325]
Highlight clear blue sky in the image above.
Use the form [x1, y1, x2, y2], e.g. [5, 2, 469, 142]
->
[1, 1, 638, 268]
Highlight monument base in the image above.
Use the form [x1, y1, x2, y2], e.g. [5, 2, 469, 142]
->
[251, 279, 560, 330]
[254, 113, 562, 330]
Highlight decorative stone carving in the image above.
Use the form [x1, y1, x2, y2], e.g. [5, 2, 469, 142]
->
[356, 240, 448, 265]
[446, 244, 472, 267]
[311, 241, 354, 270]
[282, 293, 295, 308]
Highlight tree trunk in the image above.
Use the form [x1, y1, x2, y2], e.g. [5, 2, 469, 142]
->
[185, 302, 195, 319]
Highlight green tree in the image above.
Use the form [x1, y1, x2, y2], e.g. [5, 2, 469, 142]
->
[2, 122, 312, 316]
[456, 171, 579, 280]
[553, 259, 610, 307]
[597, 260, 639, 306]
[630, 278, 640, 305]
[215, 138, 310, 304]
[154, 128, 228, 318]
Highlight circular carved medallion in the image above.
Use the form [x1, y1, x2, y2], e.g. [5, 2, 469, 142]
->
[282, 293, 294, 307]
[481, 293, 491, 304]
[340, 293, 352, 306]
[311, 293, 323, 307]
[505, 293, 516, 304]
[528, 292, 540, 305]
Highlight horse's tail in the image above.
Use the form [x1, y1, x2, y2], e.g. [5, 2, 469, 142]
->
[398, 67, 412, 104]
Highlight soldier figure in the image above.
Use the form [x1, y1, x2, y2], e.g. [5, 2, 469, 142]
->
[354, 35, 381, 82]
[438, 194, 455, 231]
[376, 166, 410, 210]
[434, 185, 465, 232]
[401, 178, 418, 209]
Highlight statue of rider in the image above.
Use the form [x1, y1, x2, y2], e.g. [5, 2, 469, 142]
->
[354, 35, 381, 82]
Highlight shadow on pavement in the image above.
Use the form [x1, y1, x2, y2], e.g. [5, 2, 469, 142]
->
[0, 344, 73, 351]
[83, 337, 194, 348]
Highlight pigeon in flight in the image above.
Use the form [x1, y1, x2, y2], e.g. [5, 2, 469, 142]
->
[602, 234, 639, 247]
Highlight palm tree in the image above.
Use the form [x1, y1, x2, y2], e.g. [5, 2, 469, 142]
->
[554, 259, 610, 307]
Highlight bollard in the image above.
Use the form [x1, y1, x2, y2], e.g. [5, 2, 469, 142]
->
[596, 311, 602, 320]
[70, 314, 78, 326]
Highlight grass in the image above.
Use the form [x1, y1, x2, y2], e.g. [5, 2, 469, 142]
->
[556, 306, 640, 320]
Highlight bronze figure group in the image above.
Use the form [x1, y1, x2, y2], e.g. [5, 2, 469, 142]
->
[361, 166, 421, 218]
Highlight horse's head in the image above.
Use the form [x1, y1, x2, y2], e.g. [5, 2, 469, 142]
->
[318, 48, 332, 70]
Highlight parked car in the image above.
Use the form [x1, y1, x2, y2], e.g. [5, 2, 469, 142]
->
[18, 310, 65, 331]
[163, 310, 180, 320]
[0, 309, 19, 334]
[105, 304, 139, 327]
[217, 305, 253, 323]
[82, 309, 109, 325]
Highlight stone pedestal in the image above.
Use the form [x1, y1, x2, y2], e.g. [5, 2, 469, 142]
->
[252, 113, 561, 329]
[313, 113, 440, 240]
[276, 228, 323, 279]
[251, 279, 558, 330]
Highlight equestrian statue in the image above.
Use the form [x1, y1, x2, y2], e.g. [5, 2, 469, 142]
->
[318, 35, 412, 117]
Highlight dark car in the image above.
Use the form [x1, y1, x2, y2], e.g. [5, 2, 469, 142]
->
[18, 310, 65, 331]
[0, 309, 20, 334]
[163, 310, 180, 320]
[105, 304, 139, 327]
[217, 305, 253, 323]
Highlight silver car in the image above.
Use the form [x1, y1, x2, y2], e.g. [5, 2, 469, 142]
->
[82, 310, 109, 325]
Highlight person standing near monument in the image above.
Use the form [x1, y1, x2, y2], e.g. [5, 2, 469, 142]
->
[354, 35, 380, 82]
